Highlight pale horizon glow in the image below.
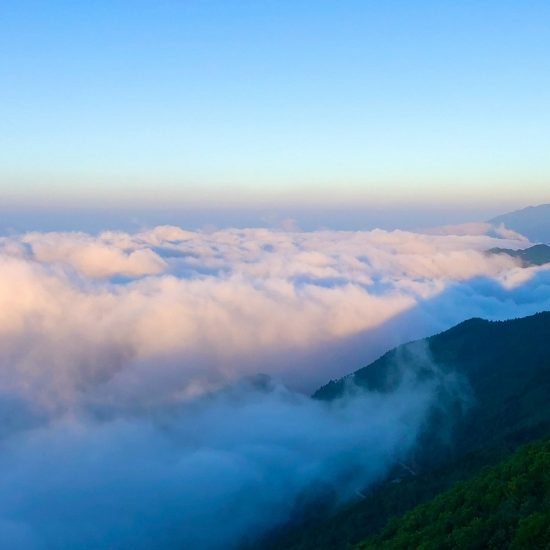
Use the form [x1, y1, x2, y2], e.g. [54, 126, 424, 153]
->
[2, 3, 550, 545]
[2, 1, 550, 210]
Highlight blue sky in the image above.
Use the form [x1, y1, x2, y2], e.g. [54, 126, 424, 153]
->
[1, 0, 549, 210]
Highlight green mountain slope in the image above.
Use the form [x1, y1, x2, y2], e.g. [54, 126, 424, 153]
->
[359, 437, 550, 550]
[261, 312, 550, 549]
[314, 311, 550, 461]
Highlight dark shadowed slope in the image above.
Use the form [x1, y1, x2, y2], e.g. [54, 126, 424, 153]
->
[489, 204, 550, 244]
[261, 312, 550, 549]
[487, 243, 550, 266]
[316, 311, 550, 464]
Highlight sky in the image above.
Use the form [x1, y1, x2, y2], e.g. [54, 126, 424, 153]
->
[2, 0, 550, 217]
[1, 5, 550, 545]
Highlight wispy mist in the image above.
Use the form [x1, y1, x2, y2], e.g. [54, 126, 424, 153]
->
[0, 375, 442, 549]
[0, 223, 548, 547]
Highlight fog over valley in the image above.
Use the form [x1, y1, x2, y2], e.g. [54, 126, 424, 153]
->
[0, 221, 548, 547]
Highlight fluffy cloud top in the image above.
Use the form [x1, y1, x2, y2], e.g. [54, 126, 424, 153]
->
[0, 223, 547, 408]
[0, 222, 548, 547]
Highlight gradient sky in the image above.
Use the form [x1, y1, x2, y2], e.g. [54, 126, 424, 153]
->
[2, 0, 550, 210]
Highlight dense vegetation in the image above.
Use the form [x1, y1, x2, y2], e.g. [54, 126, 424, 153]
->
[315, 311, 550, 463]
[359, 437, 550, 549]
[260, 312, 550, 549]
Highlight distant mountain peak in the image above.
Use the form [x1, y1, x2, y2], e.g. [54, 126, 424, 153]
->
[489, 204, 550, 244]
[486, 243, 550, 266]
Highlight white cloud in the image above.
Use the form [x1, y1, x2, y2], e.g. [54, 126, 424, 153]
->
[0, 222, 548, 547]
[20, 231, 167, 278]
[0, 224, 547, 408]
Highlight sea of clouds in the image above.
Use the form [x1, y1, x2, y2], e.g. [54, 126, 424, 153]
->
[0, 222, 549, 548]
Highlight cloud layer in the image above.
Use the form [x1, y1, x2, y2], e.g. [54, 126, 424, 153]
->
[0, 377, 437, 549]
[0, 223, 547, 404]
[0, 222, 548, 547]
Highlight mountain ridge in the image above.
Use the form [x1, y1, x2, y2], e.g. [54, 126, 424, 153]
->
[261, 311, 550, 549]
[487, 243, 550, 267]
[489, 204, 550, 244]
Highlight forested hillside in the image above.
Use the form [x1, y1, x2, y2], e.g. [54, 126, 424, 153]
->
[359, 437, 550, 549]
[260, 312, 550, 549]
